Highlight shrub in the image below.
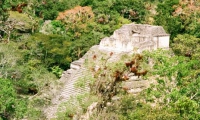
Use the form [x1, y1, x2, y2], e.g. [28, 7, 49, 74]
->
[172, 34, 200, 59]
[50, 66, 63, 78]
[0, 78, 28, 119]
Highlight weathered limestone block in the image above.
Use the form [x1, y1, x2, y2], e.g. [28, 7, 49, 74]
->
[39, 20, 52, 35]
[122, 80, 147, 89]
[70, 58, 85, 70]
[99, 23, 170, 53]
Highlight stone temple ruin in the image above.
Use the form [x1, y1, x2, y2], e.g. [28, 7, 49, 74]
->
[99, 23, 170, 52]
[44, 23, 170, 119]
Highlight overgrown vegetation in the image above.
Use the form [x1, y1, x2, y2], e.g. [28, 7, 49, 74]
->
[0, 0, 200, 119]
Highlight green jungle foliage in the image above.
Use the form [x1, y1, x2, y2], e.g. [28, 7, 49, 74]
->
[154, 0, 182, 39]
[81, 0, 147, 23]
[0, 0, 199, 119]
[172, 34, 200, 59]
[0, 78, 28, 120]
[0, 0, 9, 22]
[154, 0, 200, 40]
[34, 0, 82, 20]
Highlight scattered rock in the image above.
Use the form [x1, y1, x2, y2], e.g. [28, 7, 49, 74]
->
[111, 96, 121, 101]
[80, 102, 98, 120]
[127, 88, 143, 94]
[39, 20, 52, 35]
[129, 76, 140, 81]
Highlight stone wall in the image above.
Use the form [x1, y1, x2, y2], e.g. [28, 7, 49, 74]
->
[99, 23, 170, 52]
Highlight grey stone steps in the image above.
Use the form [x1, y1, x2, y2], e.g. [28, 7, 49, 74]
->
[44, 66, 91, 119]
[44, 46, 128, 119]
[52, 74, 90, 101]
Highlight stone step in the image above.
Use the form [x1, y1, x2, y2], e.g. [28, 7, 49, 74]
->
[59, 87, 90, 95]
[127, 88, 143, 94]
[122, 80, 147, 89]
[44, 47, 108, 119]
[59, 88, 90, 97]
[54, 85, 88, 97]
[44, 66, 91, 119]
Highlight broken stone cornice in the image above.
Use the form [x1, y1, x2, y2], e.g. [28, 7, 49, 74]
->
[100, 23, 170, 52]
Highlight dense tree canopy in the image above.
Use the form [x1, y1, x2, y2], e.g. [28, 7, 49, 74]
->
[0, 0, 199, 119]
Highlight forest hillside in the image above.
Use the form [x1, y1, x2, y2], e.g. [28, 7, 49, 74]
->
[0, 0, 200, 120]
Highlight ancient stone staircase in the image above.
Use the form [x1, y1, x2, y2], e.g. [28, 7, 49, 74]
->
[44, 64, 91, 119]
[43, 45, 100, 119]
[43, 46, 157, 120]
[43, 44, 157, 119]
[53, 68, 90, 104]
